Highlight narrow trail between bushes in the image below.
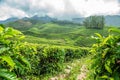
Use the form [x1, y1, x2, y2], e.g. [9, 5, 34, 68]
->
[49, 65, 88, 80]
[49, 55, 92, 80]
[77, 65, 88, 80]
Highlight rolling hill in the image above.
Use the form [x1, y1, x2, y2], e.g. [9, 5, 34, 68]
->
[2, 15, 119, 47]
[5, 19, 109, 47]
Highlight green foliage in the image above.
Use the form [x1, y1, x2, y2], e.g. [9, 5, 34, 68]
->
[0, 26, 36, 80]
[83, 15, 105, 29]
[39, 46, 65, 74]
[74, 36, 96, 47]
[89, 28, 120, 79]
[28, 45, 87, 76]
[64, 47, 88, 61]
[0, 69, 18, 80]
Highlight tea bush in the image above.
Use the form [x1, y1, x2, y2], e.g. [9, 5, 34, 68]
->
[64, 47, 88, 61]
[89, 28, 120, 80]
[38, 46, 65, 75]
[0, 26, 36, 80]
[29, 45, 88, 76]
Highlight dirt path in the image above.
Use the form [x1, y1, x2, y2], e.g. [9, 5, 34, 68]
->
[49, 64, 88, 80]
[49, 54, 92, 80]
[49, 65, 72, 80]
[77, 65, 88, 80]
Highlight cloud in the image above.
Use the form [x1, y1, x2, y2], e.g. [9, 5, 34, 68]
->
[0, 0, 120, 20]
[0, 5, 28, 20]
[69, 0, 120, 17]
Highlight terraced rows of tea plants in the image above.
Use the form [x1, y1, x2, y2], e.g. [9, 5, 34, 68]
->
[1, 20, 120, 80]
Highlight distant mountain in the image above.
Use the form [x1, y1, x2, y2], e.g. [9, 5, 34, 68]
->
[1, 15, 120, 27]
[0, 17, 18, 24]
[105, 15, 120, 27]
[4, 15, 58, 31]
[72, 15, 120, 27]
[72, 18, 84, 24]
[30, 15, 57, 22]
[0, 15, 57, 24]
[22, 17, 30, 20]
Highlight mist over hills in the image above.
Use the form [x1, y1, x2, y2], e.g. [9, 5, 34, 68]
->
[0, 17, 18, 24]
[105, 15, 120, 26]
[72, 15, 120, 26]
[0, 15, 120, 27]
[0, 15, 57, 23]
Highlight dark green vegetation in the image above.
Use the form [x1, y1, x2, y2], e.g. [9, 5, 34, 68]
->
[83, 15, 105, 29]
[0, 26, 35, 80]
[1, 15, 120, 80]
[88, 28, 120, 80]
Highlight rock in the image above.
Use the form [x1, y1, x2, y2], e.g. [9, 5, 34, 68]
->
[58, 74, 66, 79]
[72, 63, 76, 67]
[49, 77, 58, 80]
[77, 65, 88, 80]
[77, 73, 86, 80]
[66, 65, 72, 69]
[65, 69, 71, 74]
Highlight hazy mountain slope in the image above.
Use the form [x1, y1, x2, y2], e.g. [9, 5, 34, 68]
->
[1, 15, 56, 24]
[0, 17, 18, 24]
[72, 15, 120, 26]
[1, 15, 120, 26]
[105, 15, 120, 26]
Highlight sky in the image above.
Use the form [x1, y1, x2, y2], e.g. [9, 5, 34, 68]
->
[0, 0, 120, 20]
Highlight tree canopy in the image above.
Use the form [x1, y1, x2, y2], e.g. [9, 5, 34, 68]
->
[83, 15, 105, 29]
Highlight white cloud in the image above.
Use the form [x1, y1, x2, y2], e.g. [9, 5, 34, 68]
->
[28, 0, 120, 18]
[70, 0, 120, 17]
[0, 5, 28, 20]
[0, 0, 120, 20]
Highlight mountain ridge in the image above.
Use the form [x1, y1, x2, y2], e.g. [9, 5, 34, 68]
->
[72, 15, 120, 26]
[1, 15, 120, 26]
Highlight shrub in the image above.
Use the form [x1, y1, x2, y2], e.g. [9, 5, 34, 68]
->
[27, 45, 88, 76]
[64, 47, 88, 61]
[38, 46, 65, 75]
[0, 26, 36, 80]
[89, 28, 120, 79]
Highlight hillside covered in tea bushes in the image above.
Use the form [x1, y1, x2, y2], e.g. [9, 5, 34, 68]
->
[0, 23, 120, 80]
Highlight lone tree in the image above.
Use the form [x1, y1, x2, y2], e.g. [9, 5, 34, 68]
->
[83, 15, 105, 29]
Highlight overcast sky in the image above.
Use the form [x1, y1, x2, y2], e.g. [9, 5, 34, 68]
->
[0, 0, 120, 20]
